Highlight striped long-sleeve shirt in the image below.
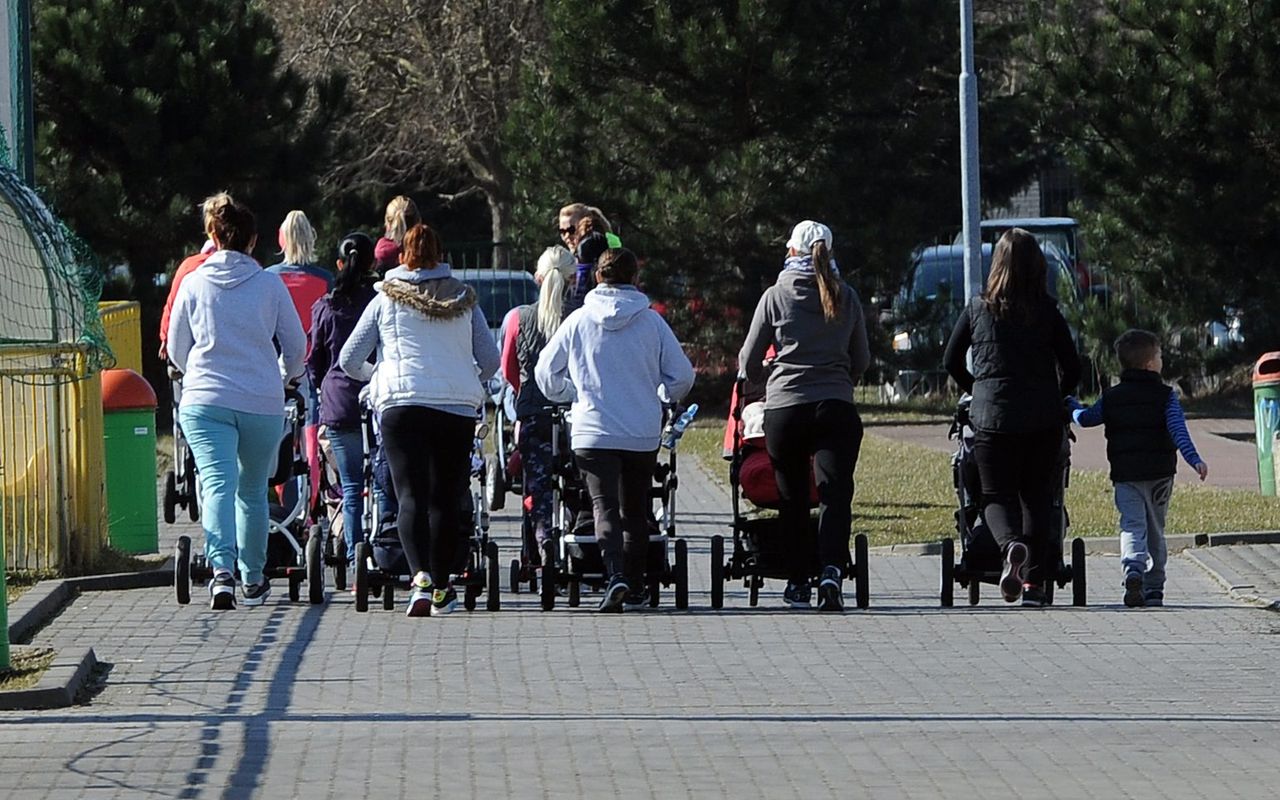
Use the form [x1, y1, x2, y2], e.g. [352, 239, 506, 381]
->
[1071, 393, 1204, 468]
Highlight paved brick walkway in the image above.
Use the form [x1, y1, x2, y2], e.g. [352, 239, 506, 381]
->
[2, 453, 1280, 798]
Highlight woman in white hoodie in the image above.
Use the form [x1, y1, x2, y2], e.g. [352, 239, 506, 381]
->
[535, 247, 695, 612]
[167, 193, 307, 610]
[340, 223, 501, 617]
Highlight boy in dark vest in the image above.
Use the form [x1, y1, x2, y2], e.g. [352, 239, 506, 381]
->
[1069, 329, 1208, 607]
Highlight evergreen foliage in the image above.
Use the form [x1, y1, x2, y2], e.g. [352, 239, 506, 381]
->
[506, 0, 1042, 374]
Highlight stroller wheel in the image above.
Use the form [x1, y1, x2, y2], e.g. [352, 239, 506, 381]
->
[174, 535, 191, 605]
[647, 573, 660, 608]
[187, 488, 200, 522]
[853, 533, 870, 609]
[288, 575, 301, 603]
[382, 581, 395, 611]
[674, 539, 689, 610]
[748, 575, 760, 607]
[709, 535, 724, 609]
[940, 538, 955, 608]
[509, 559, 521, 594]
[163, 471, 178, 525]
[568, 579, 581, 607]
[540, 561, 557, 611]
[486, 541, 501, 611]
[306, 535, 324, 605]
[354, 542, 370, 613]
[485, 455, 505, 511]
[968, 580, 981, 606]
[1071, 537, 1087, 607]
[464, 585, 479, 611]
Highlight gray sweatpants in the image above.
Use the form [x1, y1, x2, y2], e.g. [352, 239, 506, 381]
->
[1114, 477, 1174, 592]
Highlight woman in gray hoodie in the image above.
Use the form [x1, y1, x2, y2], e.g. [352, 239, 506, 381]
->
[167, 194, 307, 610]
[738, 220, 871, 613]
[535, 247, 695, 612]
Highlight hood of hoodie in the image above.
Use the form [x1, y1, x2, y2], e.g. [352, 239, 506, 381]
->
[378, 263, 476, 320]
[198, 250, 264, 289]
[774, 268, 823, 303]
[582, 285, 651, 331]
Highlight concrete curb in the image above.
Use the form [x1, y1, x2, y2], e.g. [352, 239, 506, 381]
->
[1182, 550, 1280, 612]
[0, 646, 99, 710]
[870, 532, 1280, 558]
[8, 563, 173, 645]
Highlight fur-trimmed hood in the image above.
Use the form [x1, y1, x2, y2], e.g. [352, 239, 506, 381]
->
[377, 267, 476, 320]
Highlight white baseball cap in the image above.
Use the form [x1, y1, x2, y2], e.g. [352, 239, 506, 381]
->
[786, 220, 833, 253]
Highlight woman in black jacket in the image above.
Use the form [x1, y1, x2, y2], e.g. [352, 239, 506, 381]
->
[943, 229, 1081, 606]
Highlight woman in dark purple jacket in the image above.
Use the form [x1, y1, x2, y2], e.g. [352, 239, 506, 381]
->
[307, 233, 378, 565]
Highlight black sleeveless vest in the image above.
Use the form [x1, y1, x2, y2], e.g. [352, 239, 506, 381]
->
[514, 305, 551, 419]
[1101, 369, 1176, 482]
[967, 298, 1064, 433]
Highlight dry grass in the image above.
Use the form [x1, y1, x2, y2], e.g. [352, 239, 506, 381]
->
[0, 647, 54, 692]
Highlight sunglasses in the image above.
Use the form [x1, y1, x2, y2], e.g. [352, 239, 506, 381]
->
[558, 227, 575, 235]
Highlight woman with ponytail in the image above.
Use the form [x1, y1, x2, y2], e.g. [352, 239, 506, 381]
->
[500, 246, 578, 566]
[307, 232, 379, 568]
[738, 220, 871, 612]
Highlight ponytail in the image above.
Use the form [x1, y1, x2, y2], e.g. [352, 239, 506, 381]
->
[813, 240, 842, 322]
[534, 245, 576, 339]
[332, 232, 375, 305]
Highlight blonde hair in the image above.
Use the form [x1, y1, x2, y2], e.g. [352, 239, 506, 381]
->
[201, 192, 256, 253]
[557, 203, 612, 233]
[280, 210, 316, 265]
[534, 246, 577, 339]
[384, 196, 421, 244]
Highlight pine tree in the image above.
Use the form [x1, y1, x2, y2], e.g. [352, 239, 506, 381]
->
[505, 0, 1042, 376]
[32, 0, 346, 287]
[1027, 0, 1280, 349]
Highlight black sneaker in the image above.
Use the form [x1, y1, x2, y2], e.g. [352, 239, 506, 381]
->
[209, 573, 236, 610]
[598, 574, 628, 613]
[1144, 590, 1164, 607]
[430, 586, 458, 616]
[242, 581, 271, 608]
[1000, 542, 1028, 602]
[783, 580, 812, 609]
[1021, 583, 1046, 607]
[816, 566, 843, 613]
[1123, 571, 1145, 608]
[623, 583, 649, 609]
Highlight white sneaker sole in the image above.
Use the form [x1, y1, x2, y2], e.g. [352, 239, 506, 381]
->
[1000, 543, 1028, 602]
[430, 599, 457, 616]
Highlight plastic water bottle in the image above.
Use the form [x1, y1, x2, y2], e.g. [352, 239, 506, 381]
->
[661, 403, 699, 450]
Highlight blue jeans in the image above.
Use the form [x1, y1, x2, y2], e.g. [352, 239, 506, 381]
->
[179, 404, 285, 586]
[324, 426, 365, 563]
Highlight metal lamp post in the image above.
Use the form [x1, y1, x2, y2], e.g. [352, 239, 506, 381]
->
[959, 0, 982, 303]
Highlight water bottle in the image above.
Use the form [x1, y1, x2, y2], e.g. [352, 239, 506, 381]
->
[661, 403, 699, 450]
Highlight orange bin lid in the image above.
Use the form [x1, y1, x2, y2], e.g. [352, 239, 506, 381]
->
[102, 368, 157, 411]
[1254, 352, 1280, 384]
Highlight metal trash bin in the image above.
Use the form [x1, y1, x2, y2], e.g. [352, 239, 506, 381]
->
[102, 368, 159, 553]
[1252, 352, 1280, 496]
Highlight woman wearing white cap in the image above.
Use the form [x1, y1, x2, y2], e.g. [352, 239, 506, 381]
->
[738, 220, 871, 612]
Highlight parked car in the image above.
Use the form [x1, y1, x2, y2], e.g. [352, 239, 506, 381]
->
[955, 217, 1091, 292]
[885, 241, 1077, 400]
[455, 268, 539, 343]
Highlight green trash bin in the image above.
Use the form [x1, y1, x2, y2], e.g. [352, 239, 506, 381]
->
[102, 368, 159, 553]
[1252, 352, 1280, 496]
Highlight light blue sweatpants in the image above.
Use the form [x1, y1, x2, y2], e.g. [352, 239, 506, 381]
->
[1114, 477, 1174, 593]
[179, 404, 284, 586]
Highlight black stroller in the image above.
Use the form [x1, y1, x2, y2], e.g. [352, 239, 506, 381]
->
[530, 403, 690, 611]
[174, 387, 326, 605]
[162, 367, 199, 524]
[709, 378, 870, 609]
[483, 383, 522, 512]
[940, 394, 1087, 606]
[350, 404, 500, 612]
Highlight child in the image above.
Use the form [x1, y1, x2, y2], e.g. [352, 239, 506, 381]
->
[1070, 329, 1208, 608]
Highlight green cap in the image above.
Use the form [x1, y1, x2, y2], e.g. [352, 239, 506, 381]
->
[605, 232, 623, 249]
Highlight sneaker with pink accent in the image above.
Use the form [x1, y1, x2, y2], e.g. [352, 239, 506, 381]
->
[1000, 542, 1028, 603]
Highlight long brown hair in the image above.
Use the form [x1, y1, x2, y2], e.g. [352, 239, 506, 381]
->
[813, 240, 842, 322]
[984, 228, 1047, 321]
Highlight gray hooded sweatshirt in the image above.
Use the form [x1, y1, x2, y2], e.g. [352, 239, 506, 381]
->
[738, 268, 871, 409]
[535, 284, 695, 451]
[167, 249, 307, 416]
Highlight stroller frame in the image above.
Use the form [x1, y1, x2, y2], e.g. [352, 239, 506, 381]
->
[709, 378, 870, 610]
[162, 369, 200, 524]
[940, 395, 1087, 607]
[350, 404, 501, 613]
[532, 404, 689, 612]
[174, 387, 325, 605]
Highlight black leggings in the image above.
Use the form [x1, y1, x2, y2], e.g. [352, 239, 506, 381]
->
[574, 448, 656, 582]
[380, 406, 473, 587]
[763, 400, 863, 583]
[971, 426, 1065, 585]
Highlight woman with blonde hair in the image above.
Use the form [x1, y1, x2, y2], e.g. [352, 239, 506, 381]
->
[375, 195, 421, 273]
[500, 245, 578, 565]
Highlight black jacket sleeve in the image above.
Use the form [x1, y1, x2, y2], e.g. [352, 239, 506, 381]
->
[942, 307, 974, 393]
[1051, 309, 1082, 396]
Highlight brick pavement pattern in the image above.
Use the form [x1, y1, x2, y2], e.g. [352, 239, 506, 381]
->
[3, 451, 1280, 798]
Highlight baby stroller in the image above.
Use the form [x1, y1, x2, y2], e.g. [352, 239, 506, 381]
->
[709, 378, 870, 609]
[313, 428, 372, 593]
[941, 394, 1087, 607]
[350, 403, 500, 612]
[532, 403, 690, 612]
[162, 366, 199, 524]
[174, 386, 326, 605]
[483, 382, 523, 512]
